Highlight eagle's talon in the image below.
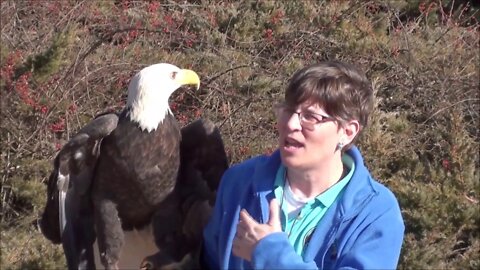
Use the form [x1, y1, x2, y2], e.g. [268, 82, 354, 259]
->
[140, 260, 154, 270]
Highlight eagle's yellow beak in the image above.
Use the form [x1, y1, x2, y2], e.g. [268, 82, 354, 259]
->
[176, 69, 200, 90]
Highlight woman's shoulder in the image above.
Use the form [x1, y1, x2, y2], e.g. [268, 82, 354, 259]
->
[369, 179, 401, 205]
[234, 153, 275, 169]
[354, 176, 403, 227]
[224, 154, 273, 179]
[220, 151, 280, 189]
[347, 146, 401, 208]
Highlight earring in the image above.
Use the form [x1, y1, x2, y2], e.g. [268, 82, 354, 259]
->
[336, 142, 345, 151]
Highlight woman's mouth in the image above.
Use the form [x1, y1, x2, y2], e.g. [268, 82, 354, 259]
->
[283, 137, 304, 150]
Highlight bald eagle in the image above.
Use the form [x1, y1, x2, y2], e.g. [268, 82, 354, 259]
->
[39, 63, 229, 269]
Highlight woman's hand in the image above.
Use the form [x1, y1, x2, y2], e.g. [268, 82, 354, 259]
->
[232, 199, 282, 261]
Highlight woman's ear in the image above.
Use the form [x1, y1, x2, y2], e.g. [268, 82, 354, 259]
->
[341, 120, 360, 145]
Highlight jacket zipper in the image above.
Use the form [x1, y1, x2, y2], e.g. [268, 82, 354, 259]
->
[319, 192, 376, 267]
[320, 222, 341, 267]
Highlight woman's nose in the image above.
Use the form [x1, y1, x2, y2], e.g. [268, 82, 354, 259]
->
[285, 112, 302, 131]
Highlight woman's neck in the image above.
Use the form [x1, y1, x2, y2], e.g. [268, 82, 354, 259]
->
[286, 156, 344, 199]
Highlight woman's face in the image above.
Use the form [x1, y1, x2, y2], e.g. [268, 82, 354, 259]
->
[277, 102, 346, 170]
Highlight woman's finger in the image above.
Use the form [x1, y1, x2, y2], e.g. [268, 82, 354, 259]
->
[239, 209, 257, 225]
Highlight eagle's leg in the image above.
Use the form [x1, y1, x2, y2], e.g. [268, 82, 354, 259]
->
[93, 198, 124, 270]
[139, 196, 182, 270]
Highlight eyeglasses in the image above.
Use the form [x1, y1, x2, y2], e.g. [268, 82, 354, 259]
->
[275, 104, 334, 130]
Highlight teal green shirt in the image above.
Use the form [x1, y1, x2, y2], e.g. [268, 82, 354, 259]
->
[273, 154, 355, 256]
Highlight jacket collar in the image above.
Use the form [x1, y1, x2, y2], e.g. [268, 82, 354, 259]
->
[250, 146, 378, 221]
[337, 146, 379, 220]
[252, 150, 281, 193]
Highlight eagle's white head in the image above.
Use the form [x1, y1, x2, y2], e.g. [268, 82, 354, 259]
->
[126, 63, 200, 132]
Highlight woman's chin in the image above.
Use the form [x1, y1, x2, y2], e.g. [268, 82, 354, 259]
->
[280, 147, 305, 167]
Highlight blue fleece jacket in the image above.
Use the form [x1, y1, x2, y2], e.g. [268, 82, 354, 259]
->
[203, 146, 405, 269]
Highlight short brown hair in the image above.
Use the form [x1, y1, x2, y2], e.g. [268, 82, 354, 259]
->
[285, 61, 374, 148]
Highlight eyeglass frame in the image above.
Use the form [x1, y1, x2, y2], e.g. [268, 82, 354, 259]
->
[274, 103, 336, 130]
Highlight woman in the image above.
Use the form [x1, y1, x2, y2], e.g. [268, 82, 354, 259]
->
[203, 61, 405, 269]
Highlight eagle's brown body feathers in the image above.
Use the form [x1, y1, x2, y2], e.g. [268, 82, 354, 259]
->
[93, 111, 180, 230]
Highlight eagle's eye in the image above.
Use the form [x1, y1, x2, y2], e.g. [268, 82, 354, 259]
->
[170, 71, 178, 80]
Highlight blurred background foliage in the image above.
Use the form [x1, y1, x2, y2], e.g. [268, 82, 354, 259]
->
[1, 0, 478, 269]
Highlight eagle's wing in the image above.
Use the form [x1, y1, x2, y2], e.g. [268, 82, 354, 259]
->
[141, 118, 229, 270]
[40, 113, 119, 269]
[177, 118, 229, 241]
[177, 119, 229, 269]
